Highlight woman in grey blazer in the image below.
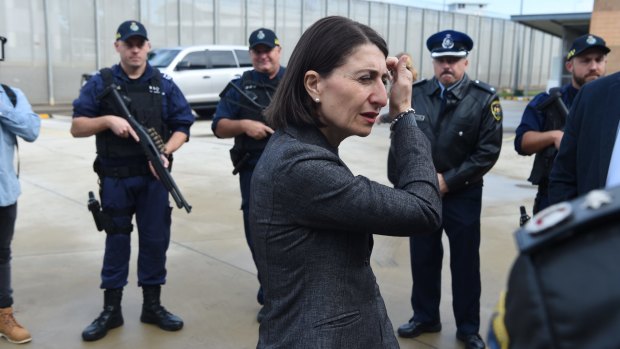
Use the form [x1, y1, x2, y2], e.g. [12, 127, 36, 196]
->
[250, 16, 442, 349]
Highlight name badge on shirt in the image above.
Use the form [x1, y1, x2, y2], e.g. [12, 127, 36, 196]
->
[149, 85, 161, 95]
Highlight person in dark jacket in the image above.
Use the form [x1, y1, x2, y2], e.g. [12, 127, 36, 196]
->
[394, 30, 503, 349]
[211, 28, 285, 322]
[515, 34, 609, 213]
[549, 71, 620, 203]
[71, 20, 194, 341]
[251, 16, 442, 348]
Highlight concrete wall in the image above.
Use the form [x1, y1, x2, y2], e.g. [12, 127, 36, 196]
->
[0, 0, 559, 105]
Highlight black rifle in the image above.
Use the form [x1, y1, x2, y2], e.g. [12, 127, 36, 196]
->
[218, 78, 272, 113]
[232, 152, 251, 175]
[219, 75, 275, 175]
[528, 88, 569, 185]
[536, 87, 569, 123]
[101, 84, 192, 213]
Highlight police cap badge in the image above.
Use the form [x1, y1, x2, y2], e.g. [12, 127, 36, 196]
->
[426, 30, 473, 58]
[566, 34, 610, 61]
[116, 20, 148, 42]
[249, 28, 280, 49]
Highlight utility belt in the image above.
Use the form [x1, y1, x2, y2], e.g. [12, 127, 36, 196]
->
[93, 157, 154, 178]
[89, 158, 147, 235]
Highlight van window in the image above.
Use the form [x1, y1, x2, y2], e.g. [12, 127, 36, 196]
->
[149, 49, 181, 68]
[208, 50, 237, 69]
[235, 49, 252, 68]
[178, 51, 208, 70]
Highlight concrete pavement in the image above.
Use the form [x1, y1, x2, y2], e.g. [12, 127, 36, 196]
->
[10, 100, 535, 348]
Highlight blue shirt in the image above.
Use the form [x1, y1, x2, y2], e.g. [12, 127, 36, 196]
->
[73, 64, 194, 137]
[514, 83, 578, 155]
[0, 85, 41, 206]
[211, 67, 286, 135]
[437, 78, 464, 99]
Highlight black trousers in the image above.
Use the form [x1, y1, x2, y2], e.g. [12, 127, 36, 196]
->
[533, 182, 550, 214]
[410, 181, 482, 335]
[239, 162, 264, 304]
[0, 203, 17, 308]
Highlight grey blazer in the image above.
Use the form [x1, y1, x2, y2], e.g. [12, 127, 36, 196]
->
[250, 117, 441, 348]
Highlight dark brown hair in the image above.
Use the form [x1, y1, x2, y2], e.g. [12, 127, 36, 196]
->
[264, 16, 388, 129]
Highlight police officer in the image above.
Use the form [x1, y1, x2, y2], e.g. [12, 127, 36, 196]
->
[394, 30, 502, 349]
[71, 20, 194, 341]
[515, 34, 609, 213]
[211, 28, 285, 322]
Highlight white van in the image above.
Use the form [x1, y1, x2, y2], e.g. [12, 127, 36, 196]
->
[148, 45, 252, 117]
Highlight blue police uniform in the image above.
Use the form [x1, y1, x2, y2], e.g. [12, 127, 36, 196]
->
[514, 83, 577, 212]
[73, 63, 193, 289]
[212, 67, 285, 300]
[515, 33, 610, 214]
[395, 30, 502, 349]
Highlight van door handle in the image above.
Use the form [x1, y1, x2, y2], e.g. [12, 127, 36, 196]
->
[202, 76, 211, 79]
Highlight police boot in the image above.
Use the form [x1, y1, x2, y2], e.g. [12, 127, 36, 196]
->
[82, 288, 124, 341]
[140, 285, 183, 331]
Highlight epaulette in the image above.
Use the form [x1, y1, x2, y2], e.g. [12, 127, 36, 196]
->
[515, 186, 620, 254]
[161, 73, 173, 81]
[471, 79, 497, 95]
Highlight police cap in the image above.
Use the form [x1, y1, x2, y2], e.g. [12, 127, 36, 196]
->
[426, 30, 473, 58]
[249, 28, 280, 49]
[566, 34, 610, 61]
[116, 20, 148, 42]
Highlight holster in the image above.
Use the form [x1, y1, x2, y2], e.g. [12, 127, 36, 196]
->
[230, 147, 251, 175]
[87, 191, 133, 235]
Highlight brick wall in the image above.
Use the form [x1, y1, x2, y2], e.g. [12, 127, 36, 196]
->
[591, 0, 620, 73]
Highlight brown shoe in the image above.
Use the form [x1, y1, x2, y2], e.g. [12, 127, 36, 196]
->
[0, 307, 32, 344]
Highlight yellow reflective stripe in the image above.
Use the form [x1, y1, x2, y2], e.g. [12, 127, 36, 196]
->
[492, 291, 510, 349]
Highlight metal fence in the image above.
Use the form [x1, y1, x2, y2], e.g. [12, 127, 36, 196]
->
[0, 0, 560, 105]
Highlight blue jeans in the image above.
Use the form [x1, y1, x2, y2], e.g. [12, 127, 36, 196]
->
[0, 203, 17, 308]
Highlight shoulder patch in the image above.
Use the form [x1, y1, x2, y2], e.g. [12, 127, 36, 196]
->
[472, 79, 497, 94]
[491, 100, 502, 122]
[161, 73, 173, 80]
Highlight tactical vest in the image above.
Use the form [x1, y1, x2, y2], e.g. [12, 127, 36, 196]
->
[96, 68, 166, 159]
[527, 88, 567, 187]
[233, 70, 279, 154]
